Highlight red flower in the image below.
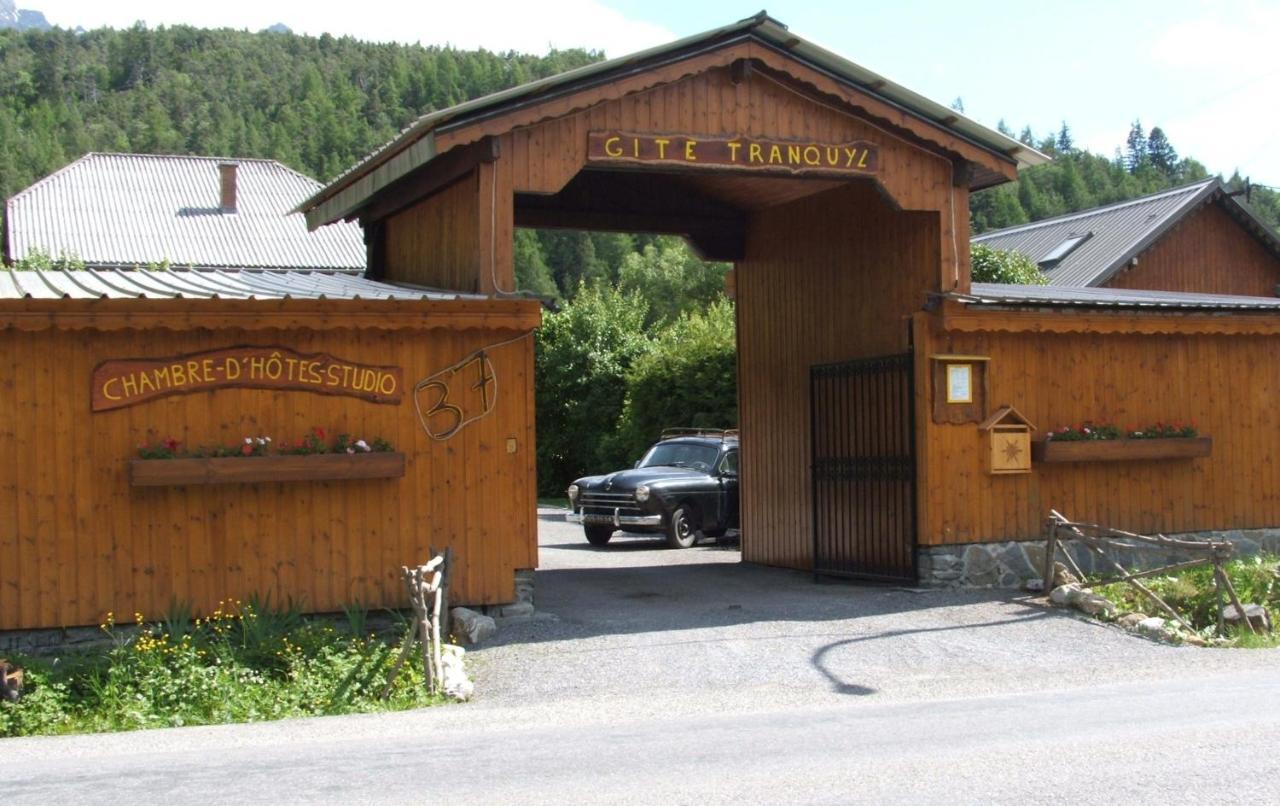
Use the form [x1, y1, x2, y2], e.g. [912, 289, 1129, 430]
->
[164, 437, 180, 452]
[240, 443, 253, 456]
[314, 427, 326, 440]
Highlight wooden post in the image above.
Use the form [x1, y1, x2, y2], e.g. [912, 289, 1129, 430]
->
[1042, 515, 1058, 591]
[383, 552, 450, 697]
[1217, 565, 1258, 636]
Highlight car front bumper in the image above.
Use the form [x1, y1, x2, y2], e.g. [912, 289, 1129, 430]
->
[567, 509, 663, 528]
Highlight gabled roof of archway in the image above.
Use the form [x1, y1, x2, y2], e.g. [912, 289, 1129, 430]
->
[299, 12, 1049, 230]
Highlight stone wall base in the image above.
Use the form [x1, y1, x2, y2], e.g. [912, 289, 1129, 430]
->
[919, 528, 1280, 589]
[478, 568, 536, 620]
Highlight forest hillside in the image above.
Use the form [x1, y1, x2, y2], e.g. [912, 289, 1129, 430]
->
[3, 24, 1277, 295]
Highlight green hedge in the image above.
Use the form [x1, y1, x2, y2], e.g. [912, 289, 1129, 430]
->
[609, 300, 737, 464]
[535, 290, 737, 495]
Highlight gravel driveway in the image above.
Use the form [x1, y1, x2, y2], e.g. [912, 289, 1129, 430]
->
[468, 508, 1276, 711]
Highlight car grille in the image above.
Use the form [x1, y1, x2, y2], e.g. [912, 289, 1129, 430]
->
[579, 491, 643, 516]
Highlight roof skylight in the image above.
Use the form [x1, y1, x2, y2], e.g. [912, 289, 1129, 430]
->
[1039, 232, 1092, 268]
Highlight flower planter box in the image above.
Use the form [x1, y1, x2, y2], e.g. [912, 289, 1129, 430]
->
[130, 452, 406, 486]
[1031, 437, 1212, 464]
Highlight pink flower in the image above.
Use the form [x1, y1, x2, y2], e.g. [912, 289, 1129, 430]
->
[240, 444, 253, 456]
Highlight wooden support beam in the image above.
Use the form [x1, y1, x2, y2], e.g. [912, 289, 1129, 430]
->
[358, 136, 500, 226]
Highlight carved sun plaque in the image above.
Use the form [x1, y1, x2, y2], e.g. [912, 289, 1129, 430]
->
[979, 406, 1035, 475]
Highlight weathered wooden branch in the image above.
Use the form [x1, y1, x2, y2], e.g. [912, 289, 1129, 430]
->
[382, 553, 450, 698]
[1216, 565, 1258, 636]
[1044, 510, 1242, 637]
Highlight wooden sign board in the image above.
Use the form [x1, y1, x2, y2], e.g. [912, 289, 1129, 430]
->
[930, 354, 989, 424]
[91, 346, 403, 412]
[587, 131, 879, 177]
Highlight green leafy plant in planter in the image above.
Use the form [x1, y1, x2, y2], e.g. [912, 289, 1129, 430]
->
[278, 427, 330, 456]
[137, 437, 182, 459]
[137, 429, 394, 459]
[1044, 423, 1121, 442]
[1127, 422, 1198, 439]
[1044, 421, 1199, 441]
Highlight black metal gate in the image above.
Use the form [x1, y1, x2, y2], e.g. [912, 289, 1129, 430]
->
[810, 353, 917, 583]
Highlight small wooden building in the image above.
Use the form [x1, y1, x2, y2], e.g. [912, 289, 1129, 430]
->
[0, 269, 539, 631]
[973, 179, 1280, 296]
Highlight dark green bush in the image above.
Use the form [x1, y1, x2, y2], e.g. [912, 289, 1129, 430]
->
[970, 243, 1047, 284]
[610, 300, 737, 464]
[534, 284, 650, 494]
[0, 599, 440, 737]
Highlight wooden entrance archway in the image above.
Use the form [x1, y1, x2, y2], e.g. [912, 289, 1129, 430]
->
[298, 15, 1040, 585]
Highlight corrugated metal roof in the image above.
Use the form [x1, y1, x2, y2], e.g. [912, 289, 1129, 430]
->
[964, 282, 1280, 311]
[971, 179, 1226, 287]
[6, 153, 366, 270]
[299, 12, 1048, 229]
[0, 267, 483, 301]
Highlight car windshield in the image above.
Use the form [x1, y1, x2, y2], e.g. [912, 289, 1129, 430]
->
[638, 442, 719, 472]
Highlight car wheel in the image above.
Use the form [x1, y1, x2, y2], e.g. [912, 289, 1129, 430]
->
[666, 505, 698, 549]
[584, 525, 614, 547]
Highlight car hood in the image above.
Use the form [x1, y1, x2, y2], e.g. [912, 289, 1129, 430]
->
[576, 466, 704, 491]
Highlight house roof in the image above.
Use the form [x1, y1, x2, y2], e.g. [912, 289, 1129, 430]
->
[0, 267, 480, 301]
[971, 178, 1280, 287]
[298, 12, 1049, 229]
[5, 153, 366, 271]
[963, 282, 1280, 312]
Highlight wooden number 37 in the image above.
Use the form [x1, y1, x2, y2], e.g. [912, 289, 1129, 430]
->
[413, 351, 498, 440]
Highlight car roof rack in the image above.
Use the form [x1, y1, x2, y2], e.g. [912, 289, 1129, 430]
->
[660, 427, 739, 442]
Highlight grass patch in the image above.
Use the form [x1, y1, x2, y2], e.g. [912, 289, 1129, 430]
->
[538, 497, 569, 509]
[0, 597, 447, 738]
[1095, 554, 1280, 647]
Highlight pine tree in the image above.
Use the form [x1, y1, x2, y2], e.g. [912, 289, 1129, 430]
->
[950, 97, 965, 114]
[996, 119, 1014, 137]
[1146, 126, 1178, 179]
[1018, 126, 1036, 146]
[1125, 120, 1148, 173]
[1055, 122, 1074, 153]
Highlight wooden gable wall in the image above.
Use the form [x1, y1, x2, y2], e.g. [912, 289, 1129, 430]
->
[1106, 202, 1280, 297]
[370, 50, 994, 298]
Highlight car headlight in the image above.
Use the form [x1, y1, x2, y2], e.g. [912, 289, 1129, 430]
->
[634, 484, 650, 502]
[567, 484, 579, 503]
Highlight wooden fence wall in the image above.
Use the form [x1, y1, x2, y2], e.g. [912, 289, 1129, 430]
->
[0, 303, 538, 630]
[918, 310, 1280, 545]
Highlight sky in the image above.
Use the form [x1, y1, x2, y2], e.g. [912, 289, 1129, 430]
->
[35, 0, 1280, 186]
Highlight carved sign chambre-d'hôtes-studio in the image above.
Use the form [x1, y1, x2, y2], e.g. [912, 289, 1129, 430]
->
[91, 346, 404, 411]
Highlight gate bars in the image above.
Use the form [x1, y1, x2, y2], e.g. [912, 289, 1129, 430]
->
[810, 353, 917, 583]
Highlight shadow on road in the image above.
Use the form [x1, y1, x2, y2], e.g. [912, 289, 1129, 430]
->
[811, 609, 1053, 696]
[494, 559, 1043, 649]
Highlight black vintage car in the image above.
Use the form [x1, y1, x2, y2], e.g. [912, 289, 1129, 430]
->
[566, 429, 739, 548]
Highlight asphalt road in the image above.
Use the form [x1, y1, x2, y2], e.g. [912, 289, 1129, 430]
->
[1, 669, 1276, 805]
[2, 510, 1278, 804]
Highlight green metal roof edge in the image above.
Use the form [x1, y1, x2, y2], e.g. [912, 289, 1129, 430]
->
[299, 12, 1049, 229]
